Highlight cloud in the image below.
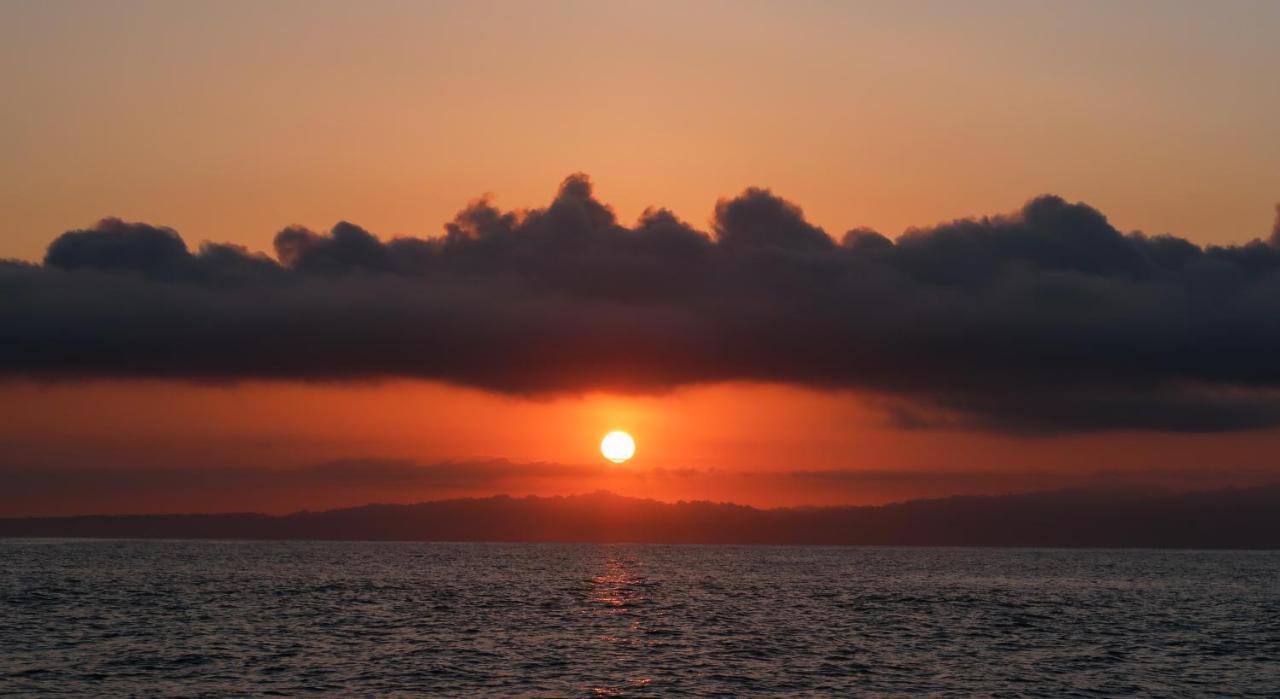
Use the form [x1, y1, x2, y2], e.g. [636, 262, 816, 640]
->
[4, 173, 1280, 433]
[0, 458, 597, 493]
[0, 458, 605, 516]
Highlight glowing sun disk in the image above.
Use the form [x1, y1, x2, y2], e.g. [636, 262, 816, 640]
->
[601, 431, 636, 463]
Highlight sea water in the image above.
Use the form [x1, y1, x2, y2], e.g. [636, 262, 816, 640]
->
[2, 540, 1277, 695]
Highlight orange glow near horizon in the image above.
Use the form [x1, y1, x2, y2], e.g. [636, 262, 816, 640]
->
[3, 378, 1280, 516]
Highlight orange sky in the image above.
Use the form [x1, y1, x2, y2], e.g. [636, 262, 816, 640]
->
[4, 379, 1280, 515]
[2, 1, 1280, 514]
[3, 1, 1278, 263]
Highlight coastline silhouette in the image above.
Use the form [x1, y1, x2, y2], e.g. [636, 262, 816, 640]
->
[5, 486, 1278, 548]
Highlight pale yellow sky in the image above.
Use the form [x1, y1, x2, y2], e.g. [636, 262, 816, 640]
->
[2, 0, 1278, 262]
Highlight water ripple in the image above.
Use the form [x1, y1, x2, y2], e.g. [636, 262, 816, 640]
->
[1, 542, 1278, 695]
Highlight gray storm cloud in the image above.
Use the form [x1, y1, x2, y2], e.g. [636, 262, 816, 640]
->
[4, 174, 1280, 433]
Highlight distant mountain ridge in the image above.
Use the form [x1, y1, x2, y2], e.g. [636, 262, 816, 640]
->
[3, 486, 1280, 548]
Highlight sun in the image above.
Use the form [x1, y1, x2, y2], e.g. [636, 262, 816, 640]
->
[600, 431, 636, 464]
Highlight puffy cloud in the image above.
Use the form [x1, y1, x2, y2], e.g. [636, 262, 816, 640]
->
[5, 174, 1280, 433]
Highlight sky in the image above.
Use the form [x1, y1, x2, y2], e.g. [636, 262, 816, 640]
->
[2, 0, 1280, 516]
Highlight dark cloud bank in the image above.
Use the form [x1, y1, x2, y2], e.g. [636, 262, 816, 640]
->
[5, 175, 1280, 434]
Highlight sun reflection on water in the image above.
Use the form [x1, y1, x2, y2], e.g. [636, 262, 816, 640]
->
[589, 552, 650, 610]
[585, 549, 657, 695]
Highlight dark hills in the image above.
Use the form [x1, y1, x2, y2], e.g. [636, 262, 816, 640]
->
[3, 486, 1279, 548]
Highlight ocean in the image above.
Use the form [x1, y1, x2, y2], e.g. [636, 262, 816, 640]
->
[2, 540, 1277, 696]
